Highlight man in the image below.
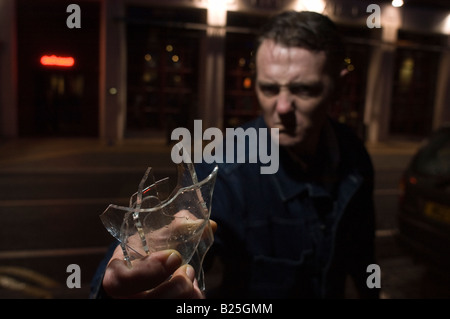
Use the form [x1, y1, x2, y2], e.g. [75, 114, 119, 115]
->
[91, 10, 379, 299]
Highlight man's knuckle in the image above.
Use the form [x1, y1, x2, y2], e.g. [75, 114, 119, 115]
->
[170, 276, 194, 298]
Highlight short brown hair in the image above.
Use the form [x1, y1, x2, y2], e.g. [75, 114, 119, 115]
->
[256, 11, 345, 79]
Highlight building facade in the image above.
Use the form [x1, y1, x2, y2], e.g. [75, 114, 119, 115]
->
[1, 0, 449, 143]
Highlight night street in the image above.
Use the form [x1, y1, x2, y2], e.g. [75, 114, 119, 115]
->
[1, 0, 449, 302]
[0, 137, 449, 299]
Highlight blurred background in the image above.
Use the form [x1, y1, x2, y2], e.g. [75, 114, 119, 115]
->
[0, 0, 449, 298]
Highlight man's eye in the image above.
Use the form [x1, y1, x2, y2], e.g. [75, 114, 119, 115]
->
[289, 84, 322, 97]
[259, 85, 279, 96]
[288, 85, 306, 95]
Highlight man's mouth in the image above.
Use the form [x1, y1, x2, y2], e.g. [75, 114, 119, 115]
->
[275, 124, 297, 135]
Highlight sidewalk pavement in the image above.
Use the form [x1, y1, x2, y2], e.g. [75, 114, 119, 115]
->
[365, 140, 423, 155]
[0, 137, 175, 173]
[0, 136, 423, 172]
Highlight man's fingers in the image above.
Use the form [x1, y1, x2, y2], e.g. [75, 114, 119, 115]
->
[103, 249, 182, 298]
[210, 220, 217, 233]
[140, 265, 205, 299]
[102, 218, 217, 298]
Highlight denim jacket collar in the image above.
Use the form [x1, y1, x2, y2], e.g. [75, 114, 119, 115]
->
[268, 118, 342, 202]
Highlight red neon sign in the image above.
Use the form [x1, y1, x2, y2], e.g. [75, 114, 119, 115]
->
[40, 55, 75, 67]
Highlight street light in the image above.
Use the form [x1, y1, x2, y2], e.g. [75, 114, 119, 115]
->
[392, 0, 404, 8]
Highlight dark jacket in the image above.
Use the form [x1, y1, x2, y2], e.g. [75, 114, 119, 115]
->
[195, 116, 378, 298]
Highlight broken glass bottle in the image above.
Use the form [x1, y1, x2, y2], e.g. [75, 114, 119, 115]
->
[99, 153, 218, 291]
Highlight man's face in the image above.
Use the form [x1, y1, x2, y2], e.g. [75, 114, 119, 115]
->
[255, 39, 336, 149]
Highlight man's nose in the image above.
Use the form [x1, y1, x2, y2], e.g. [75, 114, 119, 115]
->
[275, 91, 294, 114]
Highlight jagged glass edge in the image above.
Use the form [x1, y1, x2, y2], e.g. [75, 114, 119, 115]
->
[103, 165, 218, 215]
[99, 165, 218, 268]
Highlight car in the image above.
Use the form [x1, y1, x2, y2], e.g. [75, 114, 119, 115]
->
[397, 125, 450, 278]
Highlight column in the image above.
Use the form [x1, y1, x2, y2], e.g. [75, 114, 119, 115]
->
[363, 39, 396, 143]
[99, 0, 126, 143]
[0, 0, 18, 137]
[364, 5, 401, 143]
[198, 0, 227, 130]
[432, 37, 450, 130]
[200, 27, 226, 130]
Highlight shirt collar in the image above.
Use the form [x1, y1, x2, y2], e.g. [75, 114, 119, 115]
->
[270, 118, 341, 202]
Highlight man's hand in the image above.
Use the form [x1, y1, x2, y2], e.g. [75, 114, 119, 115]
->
[102, 220, 217, 299]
